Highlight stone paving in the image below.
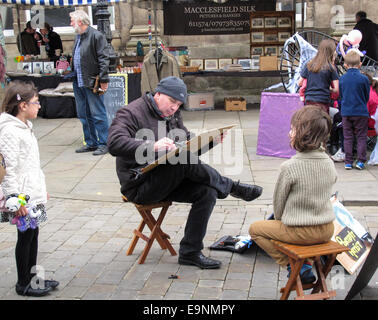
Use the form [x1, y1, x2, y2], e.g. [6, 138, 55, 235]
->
[0, 107, 377, 300]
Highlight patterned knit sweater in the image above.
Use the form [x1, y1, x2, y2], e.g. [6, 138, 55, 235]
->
[273, 148, 337, 226]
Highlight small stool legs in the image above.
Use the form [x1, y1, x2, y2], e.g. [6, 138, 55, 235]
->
[126, 201, 177, 264]
[272, 240, 349, 300]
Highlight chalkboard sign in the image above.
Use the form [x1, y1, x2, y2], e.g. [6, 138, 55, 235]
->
[103, 74, 128, 127]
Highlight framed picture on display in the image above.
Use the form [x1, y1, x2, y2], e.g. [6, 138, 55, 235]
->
[218, 58, 233, 69]
[238, 59, 252, 70]
[251, 18, 264, 29]
[265, 32, 278, 42]
[204, 59, 218, 70]
[43, 61, 54, 74]
[251, 32, 264, 43]
[264, 17, 277, 28]
[278, 17, 291, 28]
[265, 46, 278, 56]
[278, 32, 291, 42]
[251, 47, 264, 56]
[190, 59, 204, 70]
[251, 55, 260, 70]
[32, 61, 43, 74]
[22, 62, 32, 73]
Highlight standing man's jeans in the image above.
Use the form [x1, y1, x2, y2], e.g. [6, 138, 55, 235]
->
[342, 116, 368, 164]
[73, 80, 109, 148]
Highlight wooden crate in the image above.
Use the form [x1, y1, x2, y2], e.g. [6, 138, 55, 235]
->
[225, 97, 247, 111]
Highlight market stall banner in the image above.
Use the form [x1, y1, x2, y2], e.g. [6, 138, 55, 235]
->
[164, 0, 276, 35]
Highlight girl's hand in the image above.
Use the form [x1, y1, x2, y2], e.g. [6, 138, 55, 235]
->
[16, 206, 28, 217]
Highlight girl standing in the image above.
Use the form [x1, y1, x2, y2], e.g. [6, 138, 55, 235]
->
[249, 106, 337, 284]
[298, 39, 339, 114]
[0, 81, 58, 297]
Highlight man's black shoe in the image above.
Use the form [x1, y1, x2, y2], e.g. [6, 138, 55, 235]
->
[93, 145, 108, 156]
[75, 145, 97, 153]
[15, 283, 52, 297]
[45, 279, 60, 289]
[178, 252, 221, 269]
[230, 180, 263, 201]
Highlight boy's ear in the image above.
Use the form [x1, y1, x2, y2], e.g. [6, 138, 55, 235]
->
[359, 61, 362, 68]
[343, 63, 348, 69]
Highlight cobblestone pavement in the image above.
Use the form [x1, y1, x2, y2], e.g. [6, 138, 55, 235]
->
[0, 199, 377, 300]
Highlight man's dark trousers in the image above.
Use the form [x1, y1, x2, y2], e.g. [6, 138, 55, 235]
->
[125, 158, 234, 256]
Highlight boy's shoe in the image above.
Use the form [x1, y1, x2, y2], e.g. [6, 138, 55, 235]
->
[356, 161, 365, 170]
[331, 148, 345, 162]
[287, 263, 316, 284]
[345, 164, 353, 170]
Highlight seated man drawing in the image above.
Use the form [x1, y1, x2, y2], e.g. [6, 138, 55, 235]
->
[107, 76, 263, 269]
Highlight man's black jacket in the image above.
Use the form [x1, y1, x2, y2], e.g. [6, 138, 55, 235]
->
[71, 26, 110, 87]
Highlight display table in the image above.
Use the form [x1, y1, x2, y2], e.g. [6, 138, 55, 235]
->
[7, 74, 76, 119]
[7, 73, 142, 119]
[257, 92, 304, 158]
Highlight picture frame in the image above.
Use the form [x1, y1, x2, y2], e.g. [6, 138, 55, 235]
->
[278, 46, 285, 56]
[190, 59, 204, 70]
[251, 47, 264, 56]
[237, 58, 252, 70]
[265, 32, 278, 42]
[251, 32, 264, 43]
[265, 46, 278, 56]
[232, 58, 239, 64]
[251, 55, 260, 70]
[251, 18, 264, 29]
[278, 32, 291, 42]
[43, 61, 55, 74]
[22, 62, 32, 73]
[218, 58, 233, 70]
[278, 17, 291, 28]
[32, 61, 43, 74]
[204, 59, 218, 70]
[264, 17, 277, 28]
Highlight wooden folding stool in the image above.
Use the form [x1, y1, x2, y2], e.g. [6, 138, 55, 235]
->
[272, 240, 349, 300]
[123, 196, 177, 264]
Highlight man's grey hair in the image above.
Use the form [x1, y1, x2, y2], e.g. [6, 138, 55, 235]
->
[70, 9, 91, 26]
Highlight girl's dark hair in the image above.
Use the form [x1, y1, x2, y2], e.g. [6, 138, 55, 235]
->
[307, 39, 336, 73]
[1, 81, 38, 117]
[290, 105, 332, 152]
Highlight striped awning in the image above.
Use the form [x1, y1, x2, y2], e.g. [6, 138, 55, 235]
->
[0, 0, 147, 6]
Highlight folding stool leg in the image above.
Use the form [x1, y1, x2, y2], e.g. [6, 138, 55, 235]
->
[126, 219, 146, 256]
[280, 258, 304, 300]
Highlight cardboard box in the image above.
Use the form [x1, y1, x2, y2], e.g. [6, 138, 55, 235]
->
[259, 56, 278, 71]
[225, 97, 247, 111]
[185, 92, 214, 111]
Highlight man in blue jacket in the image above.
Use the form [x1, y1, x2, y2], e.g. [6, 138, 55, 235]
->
[70, 10, 110, 156]
[339, 51, 370, 170]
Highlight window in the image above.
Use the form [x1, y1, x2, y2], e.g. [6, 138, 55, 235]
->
[0, 6, 14, 37]
[27, 6, 115, 33]
[28, 7, 75, 34]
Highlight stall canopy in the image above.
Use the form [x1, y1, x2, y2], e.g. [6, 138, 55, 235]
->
[0, 0, 139, 5]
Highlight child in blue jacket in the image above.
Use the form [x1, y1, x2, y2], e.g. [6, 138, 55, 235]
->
[339, 51, 370, 170]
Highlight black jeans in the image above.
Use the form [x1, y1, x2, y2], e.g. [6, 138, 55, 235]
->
[15, 227, 39, 286]
[125, 159, 234, 256]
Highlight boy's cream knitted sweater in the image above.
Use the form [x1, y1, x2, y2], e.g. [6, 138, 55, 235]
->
[273, 148, 337, 226]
